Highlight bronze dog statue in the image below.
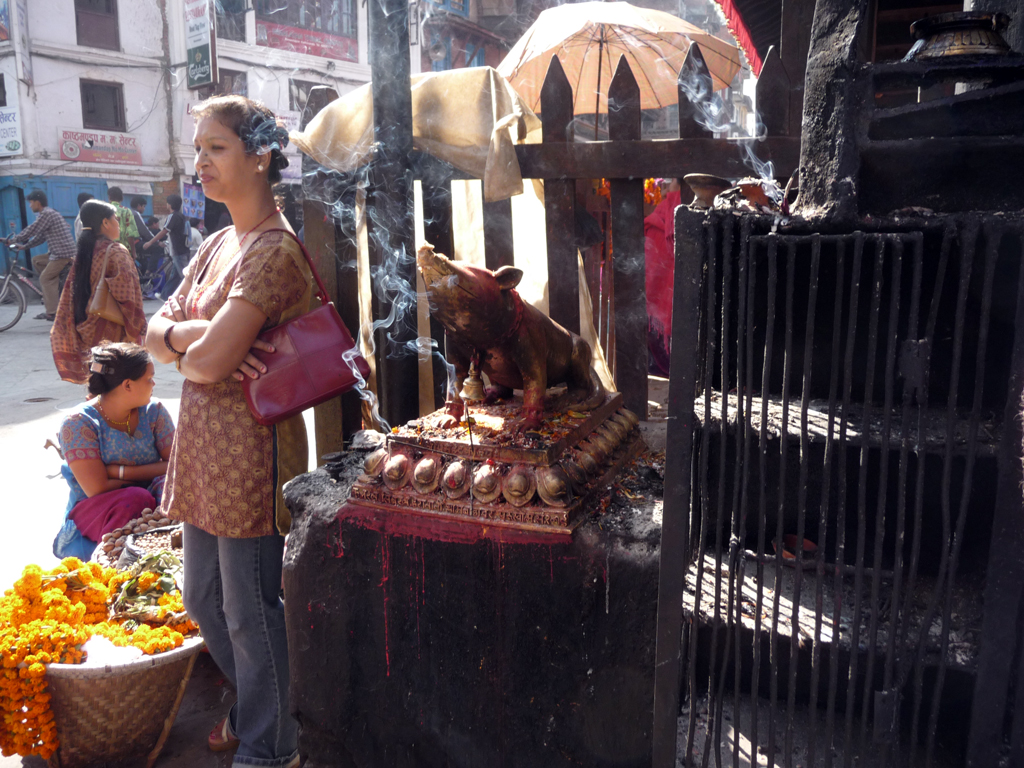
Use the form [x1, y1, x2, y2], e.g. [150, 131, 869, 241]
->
[417, 244, 605, 431]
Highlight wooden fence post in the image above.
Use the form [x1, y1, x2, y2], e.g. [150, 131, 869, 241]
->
[608, 56, 648, 417]
[483, 198, 515, 271]
[756, 46, 792, 137]
[540, 56, 580, 334]
[301, 86, 351, 457]
[677, 43, 714, 140]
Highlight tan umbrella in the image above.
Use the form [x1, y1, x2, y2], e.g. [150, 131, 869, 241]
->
[498, 1, 742, 125]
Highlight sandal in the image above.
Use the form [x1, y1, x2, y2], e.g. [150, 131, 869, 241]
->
[208, 716, 240, 752]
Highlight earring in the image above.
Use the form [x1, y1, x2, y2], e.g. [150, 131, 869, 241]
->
[257, 164, 264, 172]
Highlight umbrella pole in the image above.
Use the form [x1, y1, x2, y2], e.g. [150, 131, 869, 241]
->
[594, 35, 603, 141]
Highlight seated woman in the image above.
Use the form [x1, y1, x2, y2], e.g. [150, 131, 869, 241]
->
[53, 342, 175, 560]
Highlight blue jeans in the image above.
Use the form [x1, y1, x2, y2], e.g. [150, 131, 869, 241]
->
[164, 249, 189, 298]
[182, 524, 298, 767]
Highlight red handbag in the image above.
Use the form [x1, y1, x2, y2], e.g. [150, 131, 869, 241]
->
[242, 230, 370, 426]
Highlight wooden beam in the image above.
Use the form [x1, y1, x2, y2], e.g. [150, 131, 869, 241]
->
[482, 198, 515, 270]
[779, 0, 814, 124]
[368, 0, 419, 428]
[756, 46, 792, 137]
[421, 179, 455, 410]
[514, 137, 801, 181]
[301, 86, 348, 459]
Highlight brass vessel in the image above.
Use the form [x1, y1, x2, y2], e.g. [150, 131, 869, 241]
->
[909, 12, 1011, 59]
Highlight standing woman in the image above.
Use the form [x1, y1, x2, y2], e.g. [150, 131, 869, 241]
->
[51, 200, 147, 384]
[146, 95, 310, 768]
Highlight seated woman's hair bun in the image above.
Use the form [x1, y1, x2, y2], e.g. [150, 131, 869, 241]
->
[87, 342, 151, 397]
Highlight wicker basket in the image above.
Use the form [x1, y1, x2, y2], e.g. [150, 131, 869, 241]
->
[45, 635, 205, 768]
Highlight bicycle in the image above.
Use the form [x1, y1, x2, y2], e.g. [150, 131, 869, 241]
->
[0, 254, 27, 331]
[138, 251, 175, 300]
[2, 244, 46, 306]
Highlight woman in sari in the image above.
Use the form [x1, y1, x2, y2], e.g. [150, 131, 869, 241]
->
[54, 342, 174, 560]
[51, 200, 147, 384]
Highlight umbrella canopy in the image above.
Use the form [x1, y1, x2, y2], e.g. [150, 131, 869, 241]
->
[497, 1, 742, 117]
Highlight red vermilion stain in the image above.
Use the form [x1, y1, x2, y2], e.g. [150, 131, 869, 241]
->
[333, 502, 570, 546]
[379, 533, 392, 676]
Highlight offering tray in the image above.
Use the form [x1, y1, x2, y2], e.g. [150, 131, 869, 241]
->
[349, 393, 644, 535]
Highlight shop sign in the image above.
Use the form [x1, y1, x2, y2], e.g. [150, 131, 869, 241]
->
[12, 0, 32, 86]
[0, 1, 10, 41]
[106, 181, 153, 197]
[185, 0, 218, 89]
[0, 106, 23, 157]
[58, 128, 142, 166]
[256, 21, 357, 62]
[279, 109, 302, 183]
[182, 182, 205, 220]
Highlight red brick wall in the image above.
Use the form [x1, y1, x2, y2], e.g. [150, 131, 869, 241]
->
[151, 179, 181, 216]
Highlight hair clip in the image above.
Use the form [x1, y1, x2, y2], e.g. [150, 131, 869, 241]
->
[81, 226, 92, 231]
[89, 361, 113, 374]
[244, 115, 290, 156]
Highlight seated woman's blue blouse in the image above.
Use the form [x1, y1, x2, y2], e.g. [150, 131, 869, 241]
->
[54, 399, 175, 559]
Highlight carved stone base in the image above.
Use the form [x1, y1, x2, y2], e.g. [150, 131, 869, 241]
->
[349, 394, 644, 534]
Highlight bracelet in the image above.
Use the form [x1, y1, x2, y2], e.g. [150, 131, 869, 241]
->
[118, 465, 125, 480]
[164, 324, 184, 356]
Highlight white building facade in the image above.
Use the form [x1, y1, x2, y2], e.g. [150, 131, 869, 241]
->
[0, 0, 399, 251]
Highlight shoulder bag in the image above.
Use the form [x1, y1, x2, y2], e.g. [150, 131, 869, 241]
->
[86, 242, 126, 325]
[241, 229, 370, 426]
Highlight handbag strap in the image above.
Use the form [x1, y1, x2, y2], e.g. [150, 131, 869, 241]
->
[261, 228, 331, 305]
[192, 227, 330, 305]
[96, 240, 113, 278]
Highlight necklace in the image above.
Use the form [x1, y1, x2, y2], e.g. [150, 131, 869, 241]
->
[188, 208, 280, 317]
[237, 207, 280, 244]
[98, 402, 134, 433]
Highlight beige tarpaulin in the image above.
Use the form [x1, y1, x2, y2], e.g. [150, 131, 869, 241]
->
[290, 67, 542, 203]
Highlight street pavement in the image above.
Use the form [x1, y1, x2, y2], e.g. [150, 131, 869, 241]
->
[0, 299, 311, 768]
[0, 300, 184, 591]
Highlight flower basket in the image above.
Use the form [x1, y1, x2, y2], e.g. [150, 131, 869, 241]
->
[44, 635, 204, 768]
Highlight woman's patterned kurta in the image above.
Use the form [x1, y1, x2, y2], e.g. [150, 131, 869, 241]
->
[158, 229, 312, 538]
[50, 239, 147, 384]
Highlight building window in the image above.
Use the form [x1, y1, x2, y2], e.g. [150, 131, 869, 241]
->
[256, 0, 356, 38]
[216, 0, 247, 43]
[0, 76, 7, 109]
[288, 79, 322, 114]
[81, 81, 126, 131]
[195, 69, 249, 101]
[75, 0, 120, 51]
[430, 0, 467, 18]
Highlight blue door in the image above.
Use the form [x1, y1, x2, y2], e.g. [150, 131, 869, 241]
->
[0, 185, 26, 269]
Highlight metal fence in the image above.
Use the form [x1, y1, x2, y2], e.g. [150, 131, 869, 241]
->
[657, 209, 1024, 767]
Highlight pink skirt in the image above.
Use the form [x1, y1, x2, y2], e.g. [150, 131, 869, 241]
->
[68, 486, 156, 542]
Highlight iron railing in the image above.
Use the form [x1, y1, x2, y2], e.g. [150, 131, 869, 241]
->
[658, 209, 1024, 767]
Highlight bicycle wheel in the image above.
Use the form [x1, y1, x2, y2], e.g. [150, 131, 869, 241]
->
[0, 279, 26, 332]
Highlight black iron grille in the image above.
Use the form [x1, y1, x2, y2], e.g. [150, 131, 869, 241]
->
[669, 211, 1024, 767]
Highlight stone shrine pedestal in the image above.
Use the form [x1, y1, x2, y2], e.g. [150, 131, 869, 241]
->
[283, 468, 660, 768]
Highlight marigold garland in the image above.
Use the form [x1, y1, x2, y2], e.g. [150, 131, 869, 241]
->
[0, 554, 197, 759]
[644, 177, 664, 206]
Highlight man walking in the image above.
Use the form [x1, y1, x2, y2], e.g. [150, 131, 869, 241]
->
[3, 190, 75, 321]
[73, 192, 92, 240]
[107, 187, 139, 254]
[145, 193, 189, 299]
